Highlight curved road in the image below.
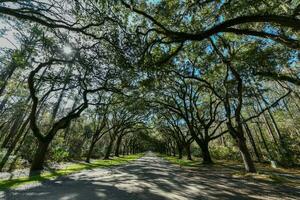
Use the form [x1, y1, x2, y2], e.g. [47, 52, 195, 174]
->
[2, 153, 299, 200]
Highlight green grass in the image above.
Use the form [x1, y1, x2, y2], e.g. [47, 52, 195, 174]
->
[160, 154, 300, 186]
[0, 154, 143, 190]
[231, 171, 289, 184]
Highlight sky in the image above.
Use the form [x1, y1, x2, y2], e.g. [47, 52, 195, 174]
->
[0, 21, 18, 49]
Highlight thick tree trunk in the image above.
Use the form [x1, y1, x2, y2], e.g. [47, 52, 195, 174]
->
[185, 143, 192, 160]
[227, 122, 257, 173]
[86, 141, 96, 163]
[30, 140, 50, 172]
[126, 143, 130, 155]
[200, 142, 213, 164]
[131, 141, 136, 154]
[172, 146, 176, 157]
[165, 146, 169, 155]
[104, 138, 114, 159]
[115, 135, 123, 157]
[236, 135, 256, 173]
[177, 143, 183, 159]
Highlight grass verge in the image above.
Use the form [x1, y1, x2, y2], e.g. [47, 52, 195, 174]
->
[159, 154, 300, 186]
[0, 154, 143, 190]
[158, 154, 200, 168]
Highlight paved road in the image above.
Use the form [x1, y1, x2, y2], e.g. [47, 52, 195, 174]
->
[1, 153, 300, 200]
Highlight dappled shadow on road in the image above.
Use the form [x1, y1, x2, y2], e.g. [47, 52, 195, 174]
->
[2, 154, 300, 200]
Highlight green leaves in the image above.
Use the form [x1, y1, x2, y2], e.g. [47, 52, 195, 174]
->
[11, 50, 27, 69]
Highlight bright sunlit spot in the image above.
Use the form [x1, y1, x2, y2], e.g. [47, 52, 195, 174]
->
[63, 46, 72, 55]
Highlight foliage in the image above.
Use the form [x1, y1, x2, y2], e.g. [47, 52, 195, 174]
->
[0, 0, 299, 175]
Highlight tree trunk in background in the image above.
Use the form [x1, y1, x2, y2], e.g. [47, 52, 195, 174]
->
[172, 144, 176, 156]
[104, 137, 115, 159]
[227, 123, 256, 173]
[254, 96, 279, 148]
[86, 140, 96, 163]
[115, 134, 124, 157]
[200, 142, 213, 164]
[131, 141, 136, 154]
[177, 142, 183, 159]
[221, 135, 227, 147]
[49, 83, 67, 125]
[255, 122, 273, 160]
[0, 96, 8, 113]
[0, 121, 6, 132]
[266, 109, 291, 158]
[0, 65, 17, 97]
[236, 135, 256, 173]
[258, 93, 290, 155]
[267, 109, 284, 143]
[262, 113, 279, 146]
[1, 114, 25, 148]
[243, 122, 261, 162]
[126, 142, 130, 155]
[8, 127, 30, 171]
[282, 99, 295, 120]
[259, 91, 284, 142]
[0, 116, 30, 171]
[122, 144, 126, 156]
[30, 140, 50, 172]
[63, 95, 80, 140]
[185, 143, 192, 160]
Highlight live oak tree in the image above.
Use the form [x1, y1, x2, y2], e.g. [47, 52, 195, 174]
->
[156, 77, 227, 164]
[0, 0, 299, 174]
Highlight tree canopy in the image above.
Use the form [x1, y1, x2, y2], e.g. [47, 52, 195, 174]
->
[0, 0, 299, 174]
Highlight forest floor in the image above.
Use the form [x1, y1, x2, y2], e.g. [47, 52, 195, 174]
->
[161, 155, 300, 188]
[1, 152, 299, 200]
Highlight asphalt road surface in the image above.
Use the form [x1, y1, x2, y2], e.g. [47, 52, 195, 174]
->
[2, 152, 299, 200]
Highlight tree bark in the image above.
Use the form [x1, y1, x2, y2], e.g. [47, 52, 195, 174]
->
[236, 135, 256, 173]
[200, 142, 213, 164]
[227, 122, 257, 173]
[255, 122, 273, 160]
[177, 142, 183, 159]
[185, 143, 192, 160]
[115, 134, 124, 157]
[30, 140, 50, 172]
[86, 141, 96, 163]
[104, 137, 115, 159]
[243, 122, 261, 162]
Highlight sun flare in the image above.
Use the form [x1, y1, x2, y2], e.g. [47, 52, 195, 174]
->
[63, 46, 72, 55]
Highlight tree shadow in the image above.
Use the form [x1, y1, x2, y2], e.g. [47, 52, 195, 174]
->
[2, 155, 300, 200]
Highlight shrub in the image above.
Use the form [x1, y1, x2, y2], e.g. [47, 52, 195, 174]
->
[50, 147, 69, 162]
[211, 146, 240, 160]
